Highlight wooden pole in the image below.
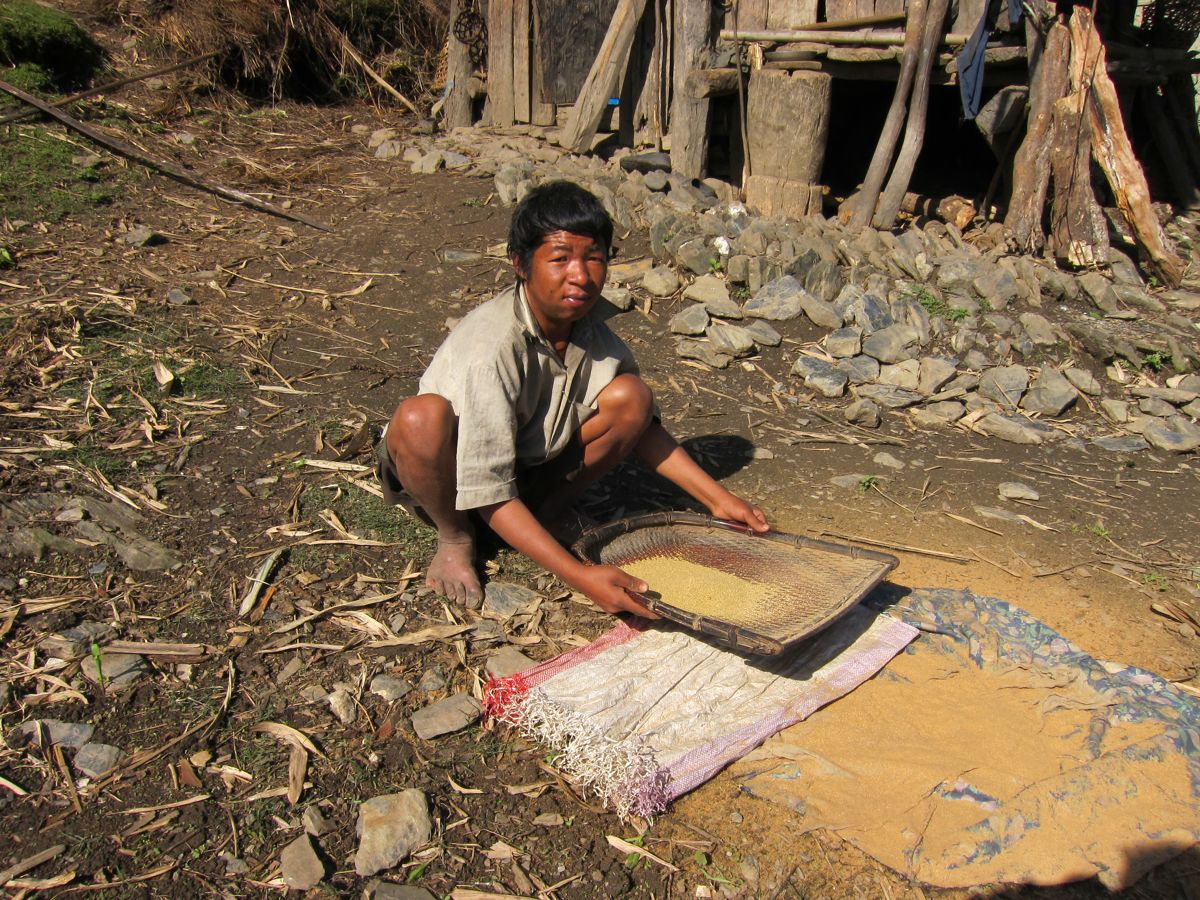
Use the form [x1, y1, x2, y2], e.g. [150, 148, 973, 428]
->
[0, 78, 330, 231]
[670, 0, 713, 178]
[872, 0, 951, 229]
[444, 0, 473, 129]
[1048, 90, 1109, 267]
[487, 0, 515, 127]
[341, 36, 419, 115]
[1069, 8, 1184, 288]
[562, 0, 650, 152]
[718, 28, 968, 46]
[846, 0, 927, 229]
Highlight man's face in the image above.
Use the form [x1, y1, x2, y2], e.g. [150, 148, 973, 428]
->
[516, 230, 608, 340]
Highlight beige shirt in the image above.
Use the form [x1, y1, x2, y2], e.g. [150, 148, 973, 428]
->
[419, 284, 640, 510]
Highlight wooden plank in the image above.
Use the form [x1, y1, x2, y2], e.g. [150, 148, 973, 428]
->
[735, 0, 769, 32]
[873, 0, 951, 229]
[530, 0, 555, 124]
[766, 0, 818, 30]
[1049, 91, 1109, 268]
[513, 0, 531, 122]
[562, 0, 650, 152]
[632, 0, 667, 147]
[669, 0, 713, 178]
[846, 0, 927, 228]
[1005, 21, 1070, 253]
[535, 0, 619, 105]
[444, 0, 474, 129]
[1069, 7, 1185, 288]
[620, 1, 658, 146]
[487, 0, 515, 126]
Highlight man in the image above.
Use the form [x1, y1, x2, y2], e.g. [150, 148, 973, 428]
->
[381, 180, 768, 614]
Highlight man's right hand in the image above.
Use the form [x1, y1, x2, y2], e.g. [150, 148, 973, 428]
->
[573, 564, 659, 618]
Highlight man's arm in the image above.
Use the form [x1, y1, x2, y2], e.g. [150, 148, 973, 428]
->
[479, 498, 659, 617]
[635, 421, 770, 531]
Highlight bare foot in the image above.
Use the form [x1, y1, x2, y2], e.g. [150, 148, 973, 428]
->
[427, 537, 483, 607]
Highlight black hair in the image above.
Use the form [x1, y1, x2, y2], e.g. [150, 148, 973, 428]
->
[507, 180, 614, 277]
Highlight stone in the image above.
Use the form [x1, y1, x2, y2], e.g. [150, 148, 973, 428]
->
[855, 384, 923, 409]
[328, 688, 357, 725]
[619, 151, 672, 174]
[1092, 435, 1148, 453]
[10, 719, 94, 750]
[303, 805, 333, 837]
[416, 668, 446, 692]
[442, 249, 482, 264]
[1064, 367, 1102, 396]
[706, 322, 757, 357]
[862, 324, 920, 364]
[370, 675, 413, 702]
[962, 349, 991, 371]
[830, 474, 870, 490]
[642, 266, 681, 298]
[798, 293, 844, 329]
[910, 401, 965, 425]
[374, 140, 403, 160]
[411, 694, 481, 740]
[411, 150, 445, 175]
[1143, 416, 1200, 453]
[973, 268, 1021, 310]
[670, 304, 709, 335]
[486, 646, 536, 679]
[978, 365, 1030, 410]
[744, 276, 807, 321]
[825, 327, 861, 358]
[804, 259, 845, 302]
[974, 413, 1050, 445]
[917, 357, 957, 396]
[300, 685, 327, 703]
[1131, 386, 1199, 405]
[368, 128, 398, 149]
[847, 291, 894, 333]
[81, 652, 147, 690]
[40, 621, 112, 660]
[644, 170, 669, 192]
[1100, 399, 1129, 423]
[836, 355, 881, 384]
[676, 339, 731, 369]
[120, 225, 164, 247]
[483, 582, 537, 619]
[806, 370, 849, 398]
[790, 357, 837, 380]
[442, 151, 470, 170]
[683, 275, 741, 318]
[1112, 283, 1165, 312]
[1077, 272, 1121, 315]
[282, 834, 325, 890]
[364, 882, 436, 900]
[1020, 367, 1078, 417]
[355, 791, 432, 876]
[844, 399, 881, 428]
[999, 482, 1040, 501]
[873, 452, 905, 471]
[675, 239, 715, 275]
[742, 319, 782, 347]
[879, 359, 920, 391]
[1019, 312, 1058, 347]
[1139, 398, 1176, 417]
[73, 742, 121, 777]
[603, 287, 633, 311]
[166, 287, 193, 306]
[935, 257, 982, 292]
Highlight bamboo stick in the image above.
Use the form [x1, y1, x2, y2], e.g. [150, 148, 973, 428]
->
[719, 28, 968, 46]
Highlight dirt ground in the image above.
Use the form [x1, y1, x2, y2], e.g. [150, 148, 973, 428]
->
[1, 28, 1198, 900]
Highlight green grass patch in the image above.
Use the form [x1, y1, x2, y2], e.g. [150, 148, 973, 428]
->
[179, 360, 245, 398]
[0, 1, 105, 90]
[0, 128, 117, 223]
[50, 443, 130, 480]
[909, 286, 969, 323]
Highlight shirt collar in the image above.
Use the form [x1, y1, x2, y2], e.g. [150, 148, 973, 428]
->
[512, 281, 619, 349]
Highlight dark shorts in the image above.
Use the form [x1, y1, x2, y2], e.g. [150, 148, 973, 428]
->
[375, 434, 585, 524]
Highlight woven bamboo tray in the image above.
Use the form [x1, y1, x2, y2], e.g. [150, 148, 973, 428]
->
[572, 512, 898, 655]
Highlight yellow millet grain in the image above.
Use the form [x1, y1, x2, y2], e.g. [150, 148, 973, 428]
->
[623, 555, 770, 625]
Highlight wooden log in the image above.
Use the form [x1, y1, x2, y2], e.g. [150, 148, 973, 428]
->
[0, 78, 329, 231]
[845, 0, 927, 229]
[670, 0, 713, 178]
[444, 0, 473, 130]
[487, 0, 515, 127]
[562, 0, 650, 152]
[530, 0, 556, 125]
[1004, 21, 1070, 253]
[1069, 8, 1185, 288]
[685, 67, 744, 98]
[873, 0, 951, 229]
[719, 28, 969, 46]
[766, 0, 818, 31]
[745, 68, 830, 197]
[513, 0, 532, 122]
[1048, 91, 1109, 267]
[745, 174, 824, 217]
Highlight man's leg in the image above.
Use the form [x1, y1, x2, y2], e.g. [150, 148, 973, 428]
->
[386, 394, 482, 604]
[535, 373, 654, 524]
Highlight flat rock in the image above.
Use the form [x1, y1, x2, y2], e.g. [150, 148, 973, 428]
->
[879, 360, 920, 391]
[1092, 435, 1149, 453]
[807, 370, 848, 398]
[974, 412, 1050, 445]
[370, 675, 413, 702]
[683, 275, 741, 318]
[81, 652, 147, 690]
[846, 291, 894, 333]
[642, 266, 681, 298]
[485, 646, 536, 679]
[355, 790, 432, 876]
[918, 357, 957, 395]
[873, 451, 905, 471]
[1019, 312, 1058, 346]
[166, 287, 193, 306]
[364, 881, 436, 900]
[978, 365, 1030, 409]
[483, 581, 537, 619]
[411, 150, 445, 175]
[999, 482, 1040, 501]
[798, 293, 843, 329]
[368, 128, 398, 149]
[1020, 367, 1078, 417]
[742, 319, 782, 347]
[1131, 386, 1198, 405]
[1077, 271, 1121, 315]
[744, 275, 807, 321]
[603, 287, 633, 311]
[411, 693, 481, 740]
[374, 140, 403, 160]
[825, 327, 861, 358]
[804, 258, 845, 302]
[643, 170, 669, 191]
[1064, 367, 1102, 396]
[830, 474, 869, 490]
[1143, 416, 1200, 453]
[74, 742, 122, 777]
[707, 321, 756, 357]
[1100, 399, 1129, 423]
[676, 339, 732, 369]
[1139, 397, 1176, 417]
[790, 357, 837, 380]
[120, 225, 165, 247]
[836, 355, 881, 384]
[303, 805, 333, 837]
[855, 384, 923, 409]
[910, 401, 965, 425]
[669, 304, 710, 338]
[10, 719, 94, 750]
[844, 398, 881, 428]
[862, 324, 920, 364]
[442, 151, 470, 170]
[328, 688, 356, 725]
[281, 834, 326, 890]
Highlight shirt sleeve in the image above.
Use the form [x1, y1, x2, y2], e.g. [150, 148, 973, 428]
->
[450, 353, 524, 511]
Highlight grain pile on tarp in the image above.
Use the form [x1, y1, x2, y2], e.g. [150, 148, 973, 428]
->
[112, 0, 447, 100]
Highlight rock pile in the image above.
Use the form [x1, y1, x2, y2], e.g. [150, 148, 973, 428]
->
[379, 126, 1200, 454]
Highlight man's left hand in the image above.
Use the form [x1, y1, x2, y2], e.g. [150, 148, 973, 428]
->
[708, 495, 770, 533]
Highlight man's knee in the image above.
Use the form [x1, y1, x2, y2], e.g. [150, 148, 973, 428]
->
[599, 374, 654, 434]
[388, 394, 456, 463]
